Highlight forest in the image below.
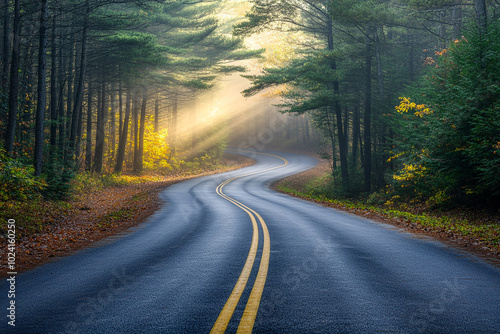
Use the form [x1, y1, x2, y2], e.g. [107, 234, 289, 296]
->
[238, 0, 500, 208]
[0, 0, 266, 200]
[0, 0, 499, 209]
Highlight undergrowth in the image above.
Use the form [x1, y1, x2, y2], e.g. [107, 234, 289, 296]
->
[0, 156, 231, 238]
[277, 175, 500, 252]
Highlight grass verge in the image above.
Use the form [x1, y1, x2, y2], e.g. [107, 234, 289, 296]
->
[275, 162, 500, 262]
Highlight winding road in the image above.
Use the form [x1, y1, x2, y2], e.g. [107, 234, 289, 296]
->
[2, 150, 500, 333]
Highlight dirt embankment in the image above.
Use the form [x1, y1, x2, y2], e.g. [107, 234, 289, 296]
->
[1, 154, 254, 277]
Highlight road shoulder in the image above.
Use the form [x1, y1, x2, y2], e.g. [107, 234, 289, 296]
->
[0, 153, 254, 277]
[272, 159, 500, 268]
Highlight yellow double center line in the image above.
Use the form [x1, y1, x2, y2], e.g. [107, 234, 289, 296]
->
[210, 151, 288, 334]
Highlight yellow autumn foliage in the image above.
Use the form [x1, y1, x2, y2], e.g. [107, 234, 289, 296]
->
[393, 163, 426, 182]
[395, 97, 433, 117]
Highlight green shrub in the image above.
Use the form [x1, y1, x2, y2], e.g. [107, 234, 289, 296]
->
[389, 22, 500, 207]
[0, 149, 46, 201]
[42, 159, 75, 200]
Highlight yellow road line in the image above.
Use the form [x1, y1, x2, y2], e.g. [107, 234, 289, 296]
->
[210, 187, 259, 333]
[210, 151, 288, 333]
[236, 209, 270, 334]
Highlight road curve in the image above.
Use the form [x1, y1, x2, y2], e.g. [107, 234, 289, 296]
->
[1, 150, 499, 333]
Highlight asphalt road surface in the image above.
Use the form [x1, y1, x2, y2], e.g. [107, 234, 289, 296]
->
[1, 150, 499, 333]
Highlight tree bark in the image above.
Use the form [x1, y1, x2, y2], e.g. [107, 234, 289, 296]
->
[474, 0, 487, 37]
[58, 32, 67, 159]
[110, 82, 116, 161]
[154, 97, 159, 133]
[407, 31, 414, 83]
[85, 80, 92, 171]
[1, 0, 10, 88]
[132, 89, 139, 171]
[66, 32, 75, 142]
[5, 0, 21, 154]
[438, 10, 447, 48]
[137, 87, 147, 172]
[34, 0, 49, 175]
[377, 125, 386, 189]
[50, 14, 58, 149]
[325, 108, 337, 171]
[115, 85, 131, 172]
[363, 28, 373, 192]
[69, 0, 89, 155]
[170, 93, 178, 158]
[118, 77, 123, 137]
[352, 104, 360, 167]
[20, 68, 33, 147]
[375, 29, 384, 100]
[75, 82, 84, 168]
[94, 80, 105, 173]
[343, 106, 349, 157]
[327, 16, 349, 188]
[452, 4, 462, 40]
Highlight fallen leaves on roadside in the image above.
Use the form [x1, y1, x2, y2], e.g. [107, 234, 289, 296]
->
[0, 154, 254, 277]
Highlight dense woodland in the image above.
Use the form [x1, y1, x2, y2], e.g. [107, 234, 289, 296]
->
[238, 0, 500, 207]
[1, 0, 499, 208]
[0, 0, 265, 199]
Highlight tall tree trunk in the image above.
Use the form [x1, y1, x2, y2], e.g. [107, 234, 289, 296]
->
[359, 126, 364, 167]
[363, 29, 373, 192]
[474, 0, 487, 68]
[190, 97, 197, 151]
[474, 0, 487, 37]
[407, 31, 415, 82]
[343, 106, 349, 158]
[75, 82, 84, 168]
[110, 82, 116, 161]
[327, 16, 349, 188]
[438, 10, 447, 48]
[50, 14, 58, 149]
[127, 91, 134, 166]
[302, 116, 310, 142]
[69, 0, 89, 156]
[377, 125, 386, 189]
[154, 97, 159, 133]
[352, 104, 360, 167]
[286, 117, 292, 141]
[94, 80, 105, 173]
[375, 29, 384, 100]
[132, 89, 139, 171]
[17, 22, 35, 153]
[115, 85, 131, 172]
[170, 94, 178, 158]
[137, 87, 147, 172]
[34, 0, 49, 175]
[1, 0, 9, 88]
[325, 108, 337, 171]
[58, 32, 67, 159]
[21, 69, 33, 147]
[93, 80, 101, 172]
[452, 4, 462, 40]
[66, 32, 75, 142]
[118, 76, 123, 136]
[85, 80, 92, 171]
[5, 0, 20, 154]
